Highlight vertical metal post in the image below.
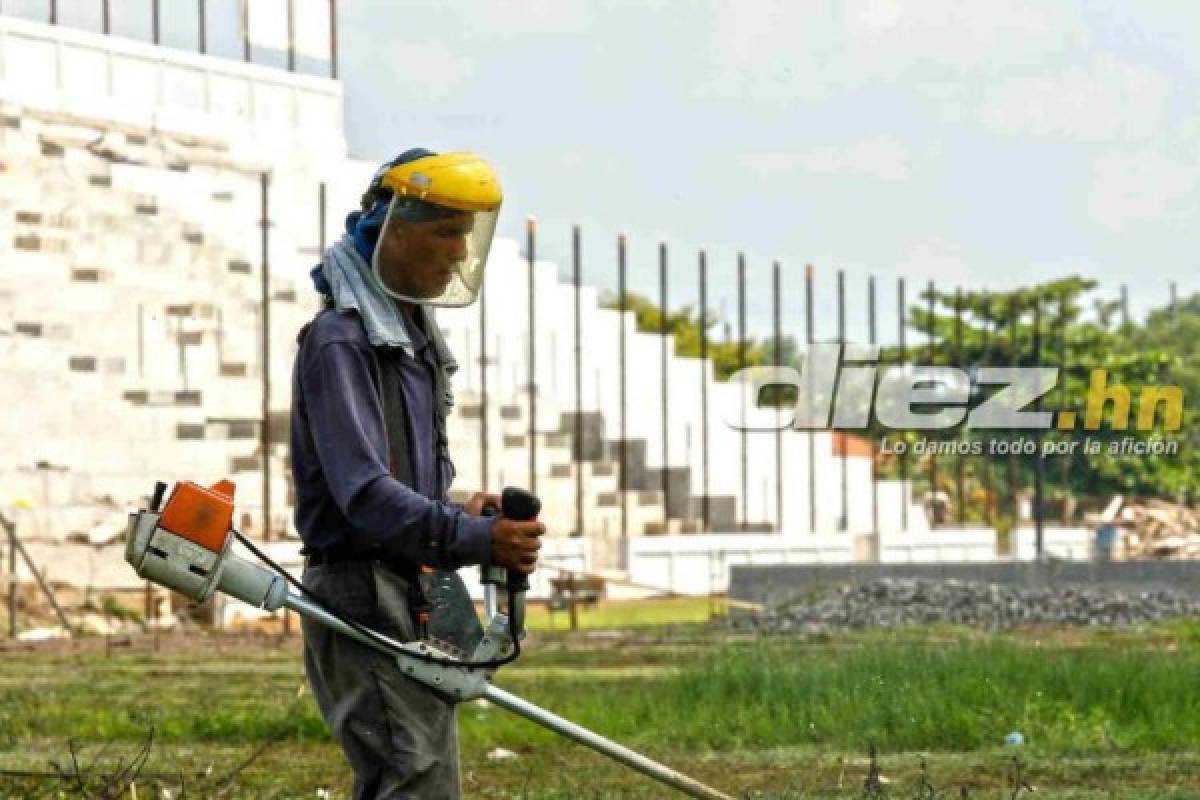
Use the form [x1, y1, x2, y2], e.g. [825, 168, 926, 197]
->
[926, 280, 937, 527]
[980, 292, 994, 525]
[1058, 290, 1070, 524]
[198, 0, 207, 54]
[954, 288, 965, 526]
[479, 266, 489, 493]
[805, 265, 816, 533]
[1033, 298, 1045, 559]
[1007, 299, 1019, 525]
[102, 0, 110, 34]
[328, 0, 338, 78]
[837, 269, 847, 532]
[868, 276, 878, 535]
[1170, 281, 1178, 316]
[737, 253, 747, 530]
[659, 242, 670, 522]
[1120, 284, 1130, 327]
[242, 0, 251, 62]
[49, 0, 56, 24]
[897, 277, 908, 531]
[698, 251, 710, 531]
[287, 0, 296, 71]
[618, 235, 628, 547]
[152, 0, 160, 44]
[527, 218, 537, 497]
[772, 261, 783, 533]
[260, 172, 271, 541]
[573, 225, 584, 538]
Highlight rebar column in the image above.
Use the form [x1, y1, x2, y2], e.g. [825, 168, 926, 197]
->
[527, 217, 537, 496]
[698, 250, 710, 531]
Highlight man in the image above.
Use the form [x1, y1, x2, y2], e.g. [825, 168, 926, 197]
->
[289, 148, 544, 799]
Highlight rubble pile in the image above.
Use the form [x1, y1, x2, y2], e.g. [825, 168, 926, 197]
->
[1118, 498, 1200, 559]
[741, 578, 1200, 634]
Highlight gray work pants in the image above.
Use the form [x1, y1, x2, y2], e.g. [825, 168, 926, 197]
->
[302, 560, 461, 799]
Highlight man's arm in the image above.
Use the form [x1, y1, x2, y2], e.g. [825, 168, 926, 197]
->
[301, 338, 493, 568]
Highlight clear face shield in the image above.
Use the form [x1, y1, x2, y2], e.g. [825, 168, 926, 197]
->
[371, 198, 499, 307]
[369, 151, 503, 308]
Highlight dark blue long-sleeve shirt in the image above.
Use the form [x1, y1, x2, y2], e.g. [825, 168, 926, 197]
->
[289, 307, 493, 569]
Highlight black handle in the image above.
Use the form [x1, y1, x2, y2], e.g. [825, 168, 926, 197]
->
[480, 487, 541, 591]
[150, 481, 168, 513]
[500, 487, 540, 593]
[501, 487, 541, 521]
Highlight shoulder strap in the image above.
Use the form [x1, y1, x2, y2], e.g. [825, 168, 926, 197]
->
[375, 347, 416, 489]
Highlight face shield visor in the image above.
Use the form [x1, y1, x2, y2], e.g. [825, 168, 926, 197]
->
[370, 152, 502, 308]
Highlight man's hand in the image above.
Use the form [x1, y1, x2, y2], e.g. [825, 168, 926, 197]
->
[464, 492, 501, 516]
[489, 517, 545, 574]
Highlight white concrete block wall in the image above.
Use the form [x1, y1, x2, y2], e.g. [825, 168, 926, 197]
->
[1013, 527, 1093, 561]
[879, 527, 997, 563]
[629, 533, 856, 595]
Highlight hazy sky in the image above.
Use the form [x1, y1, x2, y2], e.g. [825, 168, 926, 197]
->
[332, 0, 1198, 340]
[8, 1, 1196, 341]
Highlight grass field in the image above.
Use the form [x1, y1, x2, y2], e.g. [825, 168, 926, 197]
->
[2, 606, 1199, 798]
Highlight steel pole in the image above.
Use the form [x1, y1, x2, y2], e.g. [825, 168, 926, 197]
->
[260, 172, 271, 541]
[737, 253, 747, 530]
[805, 265, 816, 533]
[1033, 298, 1045, 559]
[198, 0, 206, 54]
[286, 0, 296, 72]
[868, 275, 878, 536]
[618, 235, 628, 552]
[927, 280, 937, 527]
[698, 251, 709, 531]
[573, 225, 584, 538]
[480, 267, 490, 492]
[2, 515, 72, 635]
[660, 242, 670, 521]
[897, 277, 908, 530]
[954, 288, 965, 526]
[329, 0, 338, 79]
[772, 261, 783, 533]
[527, 218, 537, 497]
[837, 269, 847, 531]
[242, 0, 250, 62]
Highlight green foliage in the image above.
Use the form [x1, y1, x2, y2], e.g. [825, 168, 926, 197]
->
[876, 278, 1194, 505]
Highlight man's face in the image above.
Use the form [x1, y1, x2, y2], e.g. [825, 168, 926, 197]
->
[376, 211, 474, 300]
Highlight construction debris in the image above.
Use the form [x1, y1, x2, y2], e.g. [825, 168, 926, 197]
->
[1089, 496, 1200, 559]
[1120, 499, 1200, 559]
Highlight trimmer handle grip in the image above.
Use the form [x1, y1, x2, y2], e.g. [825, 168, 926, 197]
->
[480, 487, 541, 592]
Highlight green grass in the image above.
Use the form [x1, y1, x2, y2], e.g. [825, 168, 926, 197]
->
[1, 619, 1199, 797]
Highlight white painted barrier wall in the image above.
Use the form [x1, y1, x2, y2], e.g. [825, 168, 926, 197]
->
[878, 527, 997, 563]
[627, 533, 855, 595]
[1013, 526, 1092, 561]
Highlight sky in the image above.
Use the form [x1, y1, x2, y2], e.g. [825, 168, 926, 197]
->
[7, 0, 1197, 343]
[330, 0, 1199, 342]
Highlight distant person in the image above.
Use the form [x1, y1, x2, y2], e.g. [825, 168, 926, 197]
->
[289, 149, 544, 798]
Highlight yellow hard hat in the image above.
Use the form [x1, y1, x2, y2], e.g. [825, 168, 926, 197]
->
[378, 152, 502, 213]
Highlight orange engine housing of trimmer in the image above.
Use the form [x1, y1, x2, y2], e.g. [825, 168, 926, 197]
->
[157, 479, 237, 553]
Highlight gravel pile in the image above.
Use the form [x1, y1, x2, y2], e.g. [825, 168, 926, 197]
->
[740, 577, 1200, 634]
